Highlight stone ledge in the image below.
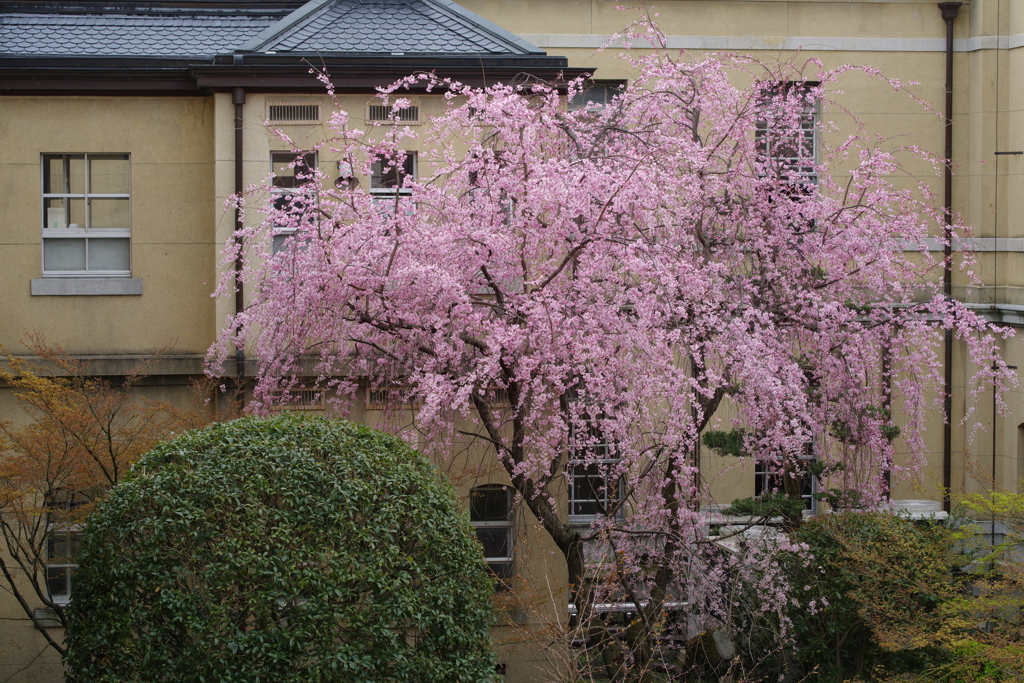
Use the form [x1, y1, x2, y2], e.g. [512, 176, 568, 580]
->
[31, 278, 142, 296]
[33, 607, 62, 629]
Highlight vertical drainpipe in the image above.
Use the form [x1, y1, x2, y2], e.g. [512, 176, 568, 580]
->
[233, 85, 246, 400]
[939, 2, 961, 512]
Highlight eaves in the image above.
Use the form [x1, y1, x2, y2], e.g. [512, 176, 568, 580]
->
[0, 54, 590, 95]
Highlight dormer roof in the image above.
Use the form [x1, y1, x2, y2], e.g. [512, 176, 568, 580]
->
[240, 0, 544, 56]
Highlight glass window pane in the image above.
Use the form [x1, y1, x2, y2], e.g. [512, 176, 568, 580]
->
[89, 198, 129, 229]
[271, 233, 290, 255]
[476, 528, 510, 560]
[272, 152, 315, 189]
[470, 488, 508, 521]
[44, 199, 66, 230]
[44, 238, 86, 271]
[488, 561, 514, 580]
[69, 535, 82, 560]
[43, 155, 65, 195]
[370, 160, 391, 188]
[88, 155, 129, 194]
[371, 154, 414, 189]
[47, 566, 69, 597]
[68, 198, 85, 229]
[47, 532, 81, 562]
[88, 238, 130, 271]
[69, 155, 85, 194]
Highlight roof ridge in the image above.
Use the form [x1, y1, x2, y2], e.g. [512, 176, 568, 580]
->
[239, 0, 543, 56]
[272, 0, 340, 51]
[237, 0, 334, 52]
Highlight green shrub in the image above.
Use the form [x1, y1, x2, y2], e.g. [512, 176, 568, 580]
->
[776, 511, 960, 681]
[66, 415, 496, 683]
[723, 492, 806, 523]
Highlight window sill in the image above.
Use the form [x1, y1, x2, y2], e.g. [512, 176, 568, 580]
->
[31, 278, 142, 296]
[33, 607, 63, 628]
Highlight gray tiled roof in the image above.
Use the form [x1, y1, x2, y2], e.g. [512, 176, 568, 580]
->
[0, 13, 277, 57]
[0, 0, 543, 59]
[259, 0, 522, 54]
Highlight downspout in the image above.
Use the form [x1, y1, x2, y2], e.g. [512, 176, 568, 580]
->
[939, 2, 961, 512]
[233, 85, 246, 400]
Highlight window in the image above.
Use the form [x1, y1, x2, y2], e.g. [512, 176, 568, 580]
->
[43, 488, 90, 605]
[566, 402, 623, 522]
[755, 82, 819, 187]
[370, 151, 416, 195]
[568, 459, 622, 521]
[41, 153, 130, 276]
[272, 152, 316, 190]
[568, 80, 626, 112]
[470, 485, 513, 581]
[270, 151, 316, 254]
[754, 457, 816, 512]
[46, 530, 81, 605]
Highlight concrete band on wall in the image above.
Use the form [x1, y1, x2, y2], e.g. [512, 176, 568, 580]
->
[521, 33, 1024, 52]
[30, 278, 143, 296]
[901, 238, 1024, 252]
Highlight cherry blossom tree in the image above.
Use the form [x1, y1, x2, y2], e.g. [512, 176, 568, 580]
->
[213, 28, 1013, 679]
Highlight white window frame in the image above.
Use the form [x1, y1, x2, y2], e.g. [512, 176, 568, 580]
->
[470, 485, 514, 581]
[45, 528, 81, 605]
[41, 153, 131, 277]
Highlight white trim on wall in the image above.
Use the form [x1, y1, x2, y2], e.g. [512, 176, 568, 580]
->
[900, 238, 1024, 253]
[521, 33, 1024, 53]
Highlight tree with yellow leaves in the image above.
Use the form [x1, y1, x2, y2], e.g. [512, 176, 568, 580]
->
[0, 336, 210, 656]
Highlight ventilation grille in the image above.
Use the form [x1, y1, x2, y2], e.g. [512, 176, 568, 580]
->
[365, 386, 509, 409]
[367, 104, 420, 123]
[365, 386, 423, 410]
[270, 388, 325, 411]
[268, 103, 320, 124]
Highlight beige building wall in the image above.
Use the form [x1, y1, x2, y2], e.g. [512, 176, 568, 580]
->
[0, 96, 217, 359]
[7, 1, 1024, 681]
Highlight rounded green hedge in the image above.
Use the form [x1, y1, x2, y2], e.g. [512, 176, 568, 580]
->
[66, 415, 496, 683]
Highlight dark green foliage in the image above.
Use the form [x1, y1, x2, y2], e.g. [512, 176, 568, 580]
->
[829, 406, 901, 445]
[722, 492, 805, 523]
[65, 415, 496, 683]
[701, 429, 747, 458]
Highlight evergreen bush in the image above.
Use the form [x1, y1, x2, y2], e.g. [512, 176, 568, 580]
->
[66, 415, 496, 683]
